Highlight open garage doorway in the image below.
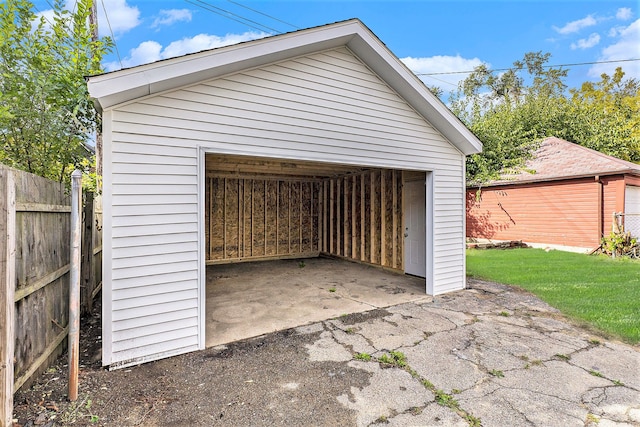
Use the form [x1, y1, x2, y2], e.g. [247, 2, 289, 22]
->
[203, 154, 430, 347]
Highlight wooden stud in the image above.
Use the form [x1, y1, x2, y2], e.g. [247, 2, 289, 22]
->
[310, 182, 314, 252]
[299, 182, 303, 252]
[336, 178, 341, 256]
[251, 180, 254, 257]
[392, 170, 398, 269]
[238, 180, 242, 257]
[360, 173, 365, 261]
[370, 172, 376, 264]
[207, 171, 323, 183]
[322, 181, 327, 252]
[1, 168, 16, 426]
[288, 182, 292, 254]
[317, 183, 322, 251]
[343, 178, 348, 257]
[223, 178, 227, 259]
[242, 180, 246, 257]
[209, 179, 214, 260]
[276, 180, 279, 255]
[207, 252, 319, 265]
[381, 170, 386, 266]
[329, 179, 334, 254]
[351, 175, 356, 259]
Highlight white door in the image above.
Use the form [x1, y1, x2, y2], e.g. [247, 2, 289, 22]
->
[404, 179, 426, 277]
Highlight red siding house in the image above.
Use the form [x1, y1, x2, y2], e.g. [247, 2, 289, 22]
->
[467, 137, 640, 251]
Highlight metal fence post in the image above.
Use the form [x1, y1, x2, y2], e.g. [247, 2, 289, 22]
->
[68, 170, 82, 401]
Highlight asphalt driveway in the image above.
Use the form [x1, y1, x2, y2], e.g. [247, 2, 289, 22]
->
[13, 278, 640, 427]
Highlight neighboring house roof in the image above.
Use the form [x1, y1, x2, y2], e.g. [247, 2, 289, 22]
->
[87, 19, 482, 156]
[477, 137, 640, 187]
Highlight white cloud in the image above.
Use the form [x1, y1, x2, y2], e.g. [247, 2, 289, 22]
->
[161, 32, 268, 59]
[34, 0, 140, 36]
[570, 33, 601, 50]
[616, 7, 633, 21]
[588, 19, 640, 79]
[553, 15, 597, 34]
[99, 0, 141, 36]
[401, 55, 486, 89]
[106, 31, 270, 71]
[107, 40, 162, 70]
[151, 9, 192, 28]
[608, 26, 624, 37]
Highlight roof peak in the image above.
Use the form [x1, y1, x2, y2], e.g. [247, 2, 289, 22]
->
[88, 19, 482, 156]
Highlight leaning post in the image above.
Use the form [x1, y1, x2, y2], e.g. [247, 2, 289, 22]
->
[68, 170, 82, 401]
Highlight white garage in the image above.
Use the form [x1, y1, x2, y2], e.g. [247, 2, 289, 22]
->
[88, 19, 482, 369]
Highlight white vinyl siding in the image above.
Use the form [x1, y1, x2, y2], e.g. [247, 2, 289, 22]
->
[103, 46, 466, 367]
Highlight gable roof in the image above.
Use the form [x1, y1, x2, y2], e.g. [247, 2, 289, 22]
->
[481, 137, 640, 187]
[87, 19, 482, 156]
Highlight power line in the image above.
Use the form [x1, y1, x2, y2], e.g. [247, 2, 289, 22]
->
[416, 58, 640, 76]
[225, 0, 299, 30]
[420, 74, 459, 88]
[100, 0, 122, 69]
[186, 0, 281, 34]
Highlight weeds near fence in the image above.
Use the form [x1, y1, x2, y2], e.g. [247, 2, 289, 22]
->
[600, 231, 639, 259]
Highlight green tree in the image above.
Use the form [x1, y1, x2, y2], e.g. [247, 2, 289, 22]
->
[564, 68, 640, 162]
[0, 0, 111, 183]
[452, 52, 569, 184]
[451, 51, 640, 184]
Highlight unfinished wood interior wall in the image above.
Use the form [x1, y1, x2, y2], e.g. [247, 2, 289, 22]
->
[322, 170, 403, 270]
[205, 175, 322, 263]
[205, 156, 404, 271]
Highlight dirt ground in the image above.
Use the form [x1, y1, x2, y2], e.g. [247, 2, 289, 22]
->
[12, 295, 377, 427]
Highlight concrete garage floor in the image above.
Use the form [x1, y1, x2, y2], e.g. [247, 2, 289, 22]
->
[205, 257, 431, 348]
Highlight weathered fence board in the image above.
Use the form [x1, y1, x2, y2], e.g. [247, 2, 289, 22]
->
[0, 164, 103, 423]
[1, 167, 16, 427]
[82, 193, 103, 315]
[12, 166, 71, 399]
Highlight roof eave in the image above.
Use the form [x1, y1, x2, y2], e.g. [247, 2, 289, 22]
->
[344, 29, 482, 156]
[467, 169, 640, 188]
[87, 19, 482, 156]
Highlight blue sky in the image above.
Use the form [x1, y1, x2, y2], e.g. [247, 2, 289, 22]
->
[34, 0, 639, 92]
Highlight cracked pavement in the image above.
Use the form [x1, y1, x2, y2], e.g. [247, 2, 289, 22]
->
[303, 279, 640, 427]
[14, 278, 639, 426]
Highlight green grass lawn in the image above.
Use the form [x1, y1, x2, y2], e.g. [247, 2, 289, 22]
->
[466, 248, 640, 345]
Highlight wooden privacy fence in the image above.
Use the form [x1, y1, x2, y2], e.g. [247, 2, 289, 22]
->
[0, 165, 102, 425]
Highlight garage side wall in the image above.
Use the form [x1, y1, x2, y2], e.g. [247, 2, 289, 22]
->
[104, 46, 466, 367]
[322, 170, 403, 270]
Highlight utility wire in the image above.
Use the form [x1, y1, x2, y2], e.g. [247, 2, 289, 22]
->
[225, 0, 299, 30]
[100, 0, 122, 68]
[420, 74, 459, 88]
[416, 58, 640, 76]
[186, 0, 281, 34]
